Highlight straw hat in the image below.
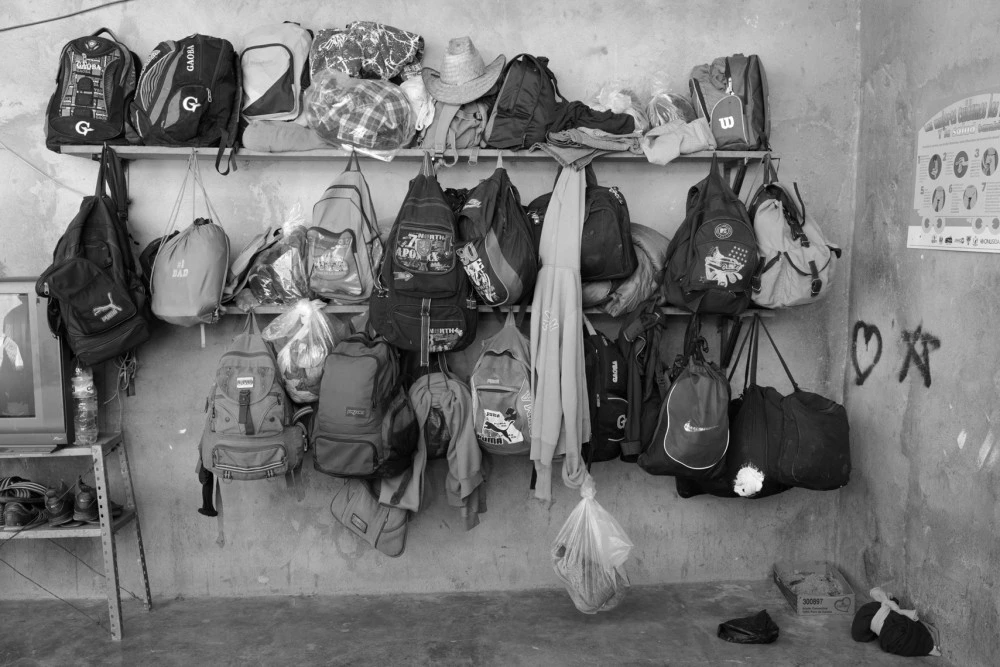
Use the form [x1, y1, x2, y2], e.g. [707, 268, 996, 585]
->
[422, 37, 505, 105]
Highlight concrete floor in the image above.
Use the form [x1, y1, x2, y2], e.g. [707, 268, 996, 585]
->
[0, 580, 949, 666]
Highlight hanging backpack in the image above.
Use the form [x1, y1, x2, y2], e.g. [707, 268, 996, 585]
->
[662, 153, 759, 315]
[581, 317, 629, 464]
[484, 54, 564, 150]
[45, 28, 141, 152]
[369, 153, 478, 366]
[130, 34, 242, 173]
[36, 145, 151, 366]
[240, 22, 313, 122]
[456, 160, 538, 307]
[525, 165, 637, 282]
[150, 155, 230, 326]
[311, 332, 419, 479]
[749, 155, 842, 308]
[309, 152, 383, 303]
[470, 311, 533, 455]
[223, 226, 284, 303]
[198, 316, 308, 486]
[638, 315, 730, 479]
[419, 100, 490, 166]
[689, 54, 769, 151]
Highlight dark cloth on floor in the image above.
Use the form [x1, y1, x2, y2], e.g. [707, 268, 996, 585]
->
[547, 101, 635, 135]
[852, 599, 937, 657]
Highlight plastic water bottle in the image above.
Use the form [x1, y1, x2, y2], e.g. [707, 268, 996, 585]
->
[71, 365, 99, 446]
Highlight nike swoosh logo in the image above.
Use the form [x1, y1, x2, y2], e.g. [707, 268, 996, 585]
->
[683, 421, 716, 433]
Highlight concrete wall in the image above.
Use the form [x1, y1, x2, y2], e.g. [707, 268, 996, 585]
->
[838, 2, 1000, 666]
[0, 1, 858, 599]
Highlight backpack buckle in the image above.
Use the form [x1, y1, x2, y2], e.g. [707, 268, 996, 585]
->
[810, 278, 822, 297]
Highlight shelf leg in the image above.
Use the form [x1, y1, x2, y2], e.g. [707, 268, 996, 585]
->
[117, 438, 152, 611]
[92, 444, 123, 641]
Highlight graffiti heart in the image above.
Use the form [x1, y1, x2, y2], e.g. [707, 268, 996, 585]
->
[851, 320, 941, 388]
[851, 321, 883, 386]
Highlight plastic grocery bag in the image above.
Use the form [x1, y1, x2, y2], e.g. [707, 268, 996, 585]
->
[247, 203, 310, 305]
[717, 609, 780, 644]
[262, 299, 352, 403]
[551, 475, 633, 614]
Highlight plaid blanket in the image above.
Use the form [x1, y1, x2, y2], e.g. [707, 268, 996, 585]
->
[305, 71, 414, 151]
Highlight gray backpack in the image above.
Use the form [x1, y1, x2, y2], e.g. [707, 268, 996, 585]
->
[419, 100, 490, 166]
[470, 311, 533, 454]
[151, 157, 230, 325]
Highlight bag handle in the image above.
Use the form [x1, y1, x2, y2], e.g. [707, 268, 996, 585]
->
[91, 27, 121, 42]
[756, 316, 799, 391]
[727, 318, 754, 387]
[420, 151, 435, 178]
[344, 149, 362, 173]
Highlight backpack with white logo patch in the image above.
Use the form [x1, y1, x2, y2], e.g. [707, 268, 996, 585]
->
[689, 54, 769, 151]
[45, 28, 141, 152]
[150, 155, 230, 326]
[241, 22, 313, 122]
[470, 311, 532, 455]
[308, 151, 383, 304]
[130, 34, 242, 174]
[748, 155, 842, 308]
[582, 317, 629, 464]
[311, 332, 419, 479]
[638, 316, 730, 478]
[662, 153, 759, 315]
[456, 161, 538, 307]
[36, 146, 151, 366]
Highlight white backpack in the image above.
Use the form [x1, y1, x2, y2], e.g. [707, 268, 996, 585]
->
[309, 153, 383, 304]
[241, 23, 313, 122]
[749, 158, 841, 308]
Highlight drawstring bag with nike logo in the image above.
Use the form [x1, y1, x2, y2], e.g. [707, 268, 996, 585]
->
[638, 315, 729, 479]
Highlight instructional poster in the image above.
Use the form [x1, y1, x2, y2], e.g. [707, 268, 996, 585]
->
[910, 91, 1000, 253]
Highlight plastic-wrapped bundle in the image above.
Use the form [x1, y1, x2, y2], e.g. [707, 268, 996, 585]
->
[551, 476, 633, 614]
[646, 91, 697, 127]
[305, 70, 415, 153]
[247, 204, 310, 305]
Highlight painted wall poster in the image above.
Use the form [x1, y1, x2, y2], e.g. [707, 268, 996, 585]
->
[910, 90, 1000, 253]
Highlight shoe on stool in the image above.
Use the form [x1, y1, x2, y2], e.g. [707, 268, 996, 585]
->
[3, 501, 47, 532]
[73, 480, 99, 523]
[45, 483, 74, 527]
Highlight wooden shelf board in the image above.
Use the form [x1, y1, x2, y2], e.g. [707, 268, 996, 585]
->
[0, 508, 136, 541]
[60, 145, 772, 163]
[219, 305, 771, 318]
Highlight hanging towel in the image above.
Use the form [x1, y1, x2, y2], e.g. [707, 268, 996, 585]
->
[530, 168, 591, 501]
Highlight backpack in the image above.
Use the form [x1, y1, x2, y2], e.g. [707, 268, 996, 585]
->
[581, 317, 629, 464]
[198, 316, 307, 483]
[45, 28, 140, 152]
[309, 152, 383, 303]
[662, 153, 759, 315]
[150, 156, 230, 326]
[456, 163, 538, 307]
[748, 155, 842, 308]
[241, 23, 313, 122]
[526, 165, 637, 282]
[419, 100, 490, 166]
[369, 154, 478, 366]
[689, 54, 769, 151]
[470, 311, 533, 455]
[223, 227, 283, 303]
[615, 299, 671, 462]
[638, 315, 730, 479]
[130, 34, 241, 173]
[35, 146, 151, 367]
[311, 332, 419, 479]
[484, 54, 564, 150]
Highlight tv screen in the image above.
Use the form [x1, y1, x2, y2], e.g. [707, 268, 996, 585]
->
[0, 279, 73, 451]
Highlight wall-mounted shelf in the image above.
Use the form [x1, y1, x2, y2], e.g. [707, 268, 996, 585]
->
[60, 145, 772, 163]
[219, 304, 773, 318]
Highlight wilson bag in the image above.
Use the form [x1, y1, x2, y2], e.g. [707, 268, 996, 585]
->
[419, 100, 490, 166]
[470, 311, 533, 455]
[308, 152, 383, 303]
[749, 155, 842, 308]
[369, 154, 478, 365]
[45, 28, 140, 152]
[241, 22, 313, 122]
[130, 34, 241, 173]
[329, 478, 408, 557]
[198, 315, 307, 483]
[615, 299, 671, 462]
[662, 153, 759, 315]
[456, 162, 538, 307]
[689, 54, 769, 151]
[526, 165, 637, 282]
[582, 317, 629, 464]
[638, 316, 730, 479]
[311, 332, 419, 479]
[36, 145, 151, 366]
[484, 54, 564, 150]
[150, 155, 230, 326]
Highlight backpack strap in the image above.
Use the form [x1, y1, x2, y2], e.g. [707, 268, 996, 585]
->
[689, 77, 710, 122]
[429, 103, 462, 167]
[216, 43, 242, 176]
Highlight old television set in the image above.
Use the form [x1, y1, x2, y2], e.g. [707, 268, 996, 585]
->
[0, 278, 74, 451]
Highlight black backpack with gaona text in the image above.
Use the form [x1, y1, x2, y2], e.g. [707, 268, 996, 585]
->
[130, 34, 242, 173]
[582, 317, 629, 464]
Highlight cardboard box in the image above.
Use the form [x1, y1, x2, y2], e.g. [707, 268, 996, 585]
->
[773, 561, 855, 615]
